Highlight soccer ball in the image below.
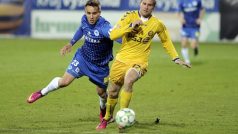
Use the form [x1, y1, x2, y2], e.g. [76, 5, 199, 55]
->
[115, 108, 135, 127]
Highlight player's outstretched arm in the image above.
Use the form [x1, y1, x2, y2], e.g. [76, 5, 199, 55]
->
[173, 58, 191, 68]
[60, 43, 72, 56]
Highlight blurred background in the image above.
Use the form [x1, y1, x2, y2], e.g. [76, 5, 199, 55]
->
[0, 0, 237, 42]
[0, 1, 237, 133]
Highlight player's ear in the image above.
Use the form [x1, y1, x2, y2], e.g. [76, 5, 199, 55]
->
[84, 8, 87, 14]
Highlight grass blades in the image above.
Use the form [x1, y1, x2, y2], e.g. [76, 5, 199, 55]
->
[0, 38, 237, 133]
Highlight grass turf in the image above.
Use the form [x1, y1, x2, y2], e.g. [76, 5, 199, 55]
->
[0, 38, 237, 133]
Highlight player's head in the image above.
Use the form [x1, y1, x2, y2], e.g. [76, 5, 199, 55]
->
[84, 0, 101, 25]
[139, 0, 156, 18]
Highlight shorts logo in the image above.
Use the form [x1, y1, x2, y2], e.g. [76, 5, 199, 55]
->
[75, 67, 80, 73]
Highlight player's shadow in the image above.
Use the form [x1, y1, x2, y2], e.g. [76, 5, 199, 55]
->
[121, 120, 186, 133]
[191, 61, 204, 66]
[159, 121, 186, 127]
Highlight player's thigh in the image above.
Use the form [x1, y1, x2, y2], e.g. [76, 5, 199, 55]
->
[88, 66, 109, 90]
[190, 28, 200, 40]
[124, 64, 145, 84]
[66, 54, 85, 78]
[180, 28, 190, 47]
[190, 28, 200, 47]
[109, 60, 129, 86]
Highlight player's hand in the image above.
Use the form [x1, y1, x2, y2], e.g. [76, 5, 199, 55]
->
[196, 18, 202, 25]
[60, 44, 72, 56]
[173, 58, 191, 68]
[131, 20, 143, 29]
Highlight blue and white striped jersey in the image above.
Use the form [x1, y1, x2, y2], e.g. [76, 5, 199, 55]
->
[177, 0, 204, 28]
[70, 15, 113, 66]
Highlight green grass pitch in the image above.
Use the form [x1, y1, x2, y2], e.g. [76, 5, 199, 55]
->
[0, 38, 237, 133]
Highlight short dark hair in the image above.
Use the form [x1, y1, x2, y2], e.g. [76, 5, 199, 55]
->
[85, 0, 101, 10]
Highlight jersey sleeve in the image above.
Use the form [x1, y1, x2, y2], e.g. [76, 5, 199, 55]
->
[157, 21, 179, 59]
[100, 22, 122, 44]
[100, 21, 112, 38]
[109, 11, 134, 40]
[70, 25, 83, 46]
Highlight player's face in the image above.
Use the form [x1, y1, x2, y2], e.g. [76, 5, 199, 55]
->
[139, 0, 155, 18]
[85, 6, 101, 25]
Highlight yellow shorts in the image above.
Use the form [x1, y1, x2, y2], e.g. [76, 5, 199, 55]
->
[109, 60, 148, 86]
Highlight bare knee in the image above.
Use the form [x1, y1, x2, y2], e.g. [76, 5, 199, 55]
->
[58, 78, 72, 87]
[58, 73, 75, 88]
[108, 83, 121, 99]
[97, 87, 107, 99]
[108, 89, 119, 98]
[124, 78, 134, 91]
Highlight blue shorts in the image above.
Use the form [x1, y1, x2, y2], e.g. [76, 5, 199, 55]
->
[181, 27, 200, 40]
[66, 52, 109, 89]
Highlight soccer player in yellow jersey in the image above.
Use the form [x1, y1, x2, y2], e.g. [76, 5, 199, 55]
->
[96, 0, 191, 130]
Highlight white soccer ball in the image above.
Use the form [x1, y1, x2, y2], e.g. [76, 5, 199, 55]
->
[115, 108, 135, 127]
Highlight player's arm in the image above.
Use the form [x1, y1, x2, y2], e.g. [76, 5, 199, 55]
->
[60, 26, 83, 56]
[109, 12, 137, 40]
[101, 22, 122, 44]
[196, 0, 206, 25]
[110, 20, 144, 40]
[157, 22, 178, 59]
[69, 26, 84, 46]
[157, 22, 191, 68]
[109, 24, 133, 40]
[176, 1, 185, 25]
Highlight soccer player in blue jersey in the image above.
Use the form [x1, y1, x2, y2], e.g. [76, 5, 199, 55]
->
[177, 0, 205, 64]
[27, 0, 114, 122]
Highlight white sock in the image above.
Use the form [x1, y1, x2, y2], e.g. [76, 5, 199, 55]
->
[181, 48, 190, 64]
[41, 77, 61, 95]
[99, 96, 107, 110]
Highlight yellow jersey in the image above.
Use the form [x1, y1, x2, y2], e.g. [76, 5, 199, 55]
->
[110, 10, 178, 64]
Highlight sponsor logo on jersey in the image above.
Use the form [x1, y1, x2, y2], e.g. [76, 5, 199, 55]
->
[85, 36, 101, 43]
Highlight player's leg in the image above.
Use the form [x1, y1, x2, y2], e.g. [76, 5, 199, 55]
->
[181, 37, 190, 64]
[117, 64, 146, 130]
[96, 60, 124, 130]
[27, 72, 75, 103]
[105, 82, 121, 119]
[120, 65, 142, 109]
[96, 82, 121, 130]
[96, 86, 115, 123]
[190, 28, 200, 56]
[86, 63, 109, 122]
[191, 39, 199, 56]
[180, 28, 191, 64]
[96, 86, 107, 121]
[27, 54, 81, 103]
[41, 72, 75, 95]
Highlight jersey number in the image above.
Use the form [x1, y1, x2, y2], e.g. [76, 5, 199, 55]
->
[72, 60, 79, 66]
